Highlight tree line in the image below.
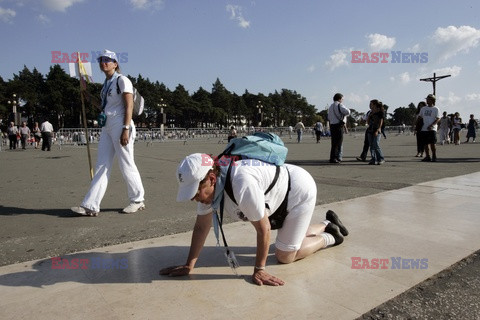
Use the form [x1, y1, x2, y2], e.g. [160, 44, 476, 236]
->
[0, 64, 419, 131]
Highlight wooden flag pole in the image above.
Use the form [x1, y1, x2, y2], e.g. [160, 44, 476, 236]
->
[78, 52, 94, 180]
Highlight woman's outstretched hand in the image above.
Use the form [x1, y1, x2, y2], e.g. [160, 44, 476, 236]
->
[252, 269, 285, 286]
[159, 265, 191, 277]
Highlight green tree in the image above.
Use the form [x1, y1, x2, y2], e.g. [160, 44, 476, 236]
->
[9, 66, 46, 127]
[391, 104, 416, 126]
[192, 87, 213, 128]
[211, 78, 231, 127]
[171, 84, 196, 128]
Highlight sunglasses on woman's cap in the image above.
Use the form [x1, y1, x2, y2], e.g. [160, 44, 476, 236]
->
[97, 57, 116, 63]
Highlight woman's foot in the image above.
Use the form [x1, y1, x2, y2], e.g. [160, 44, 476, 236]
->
[71, 206, 98, 217]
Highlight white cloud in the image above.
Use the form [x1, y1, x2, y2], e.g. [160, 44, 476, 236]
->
[0, 6, 16, 23]
[226, 4, 250, 29]
[325, 49, 348, 71]
[399, 72, 411, 84]
[391, 72, 411, 84]
[367, 33, 396, 51]
[37, 13, 50, 24]
[433, 25, 480, 60]
[465, 93, 480, 101]
[433, 65, 461, 78]
[129, 0, 165, 10]
[346, 93, 370, 106]
[42, 0, 84, 12]
[408, 43, 421, 52]
[307, 65, 316, 73]
[438, 91, 462, 106]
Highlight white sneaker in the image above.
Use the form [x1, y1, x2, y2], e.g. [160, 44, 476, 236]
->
[122, 202, 145, 214]
[71, 206, 98, 217]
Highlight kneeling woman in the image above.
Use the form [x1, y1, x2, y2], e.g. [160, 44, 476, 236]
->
[160, 153, 349, 286]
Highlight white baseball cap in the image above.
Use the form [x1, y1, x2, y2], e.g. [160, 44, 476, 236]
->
[176, 153, 214, 202]
[97, 49, 118, 62]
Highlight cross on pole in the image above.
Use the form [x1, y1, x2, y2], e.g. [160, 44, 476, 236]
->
[419, 72, 451, 96]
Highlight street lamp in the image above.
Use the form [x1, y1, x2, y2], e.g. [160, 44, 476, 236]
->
[7, 94, 18, 125]
[157, 98, 167, 136]
[256, 101, 263, 127]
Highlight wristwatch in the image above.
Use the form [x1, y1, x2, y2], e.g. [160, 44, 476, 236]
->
[122, 125, 130, 130]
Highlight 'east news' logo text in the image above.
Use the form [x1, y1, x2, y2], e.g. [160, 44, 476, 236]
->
[351, 257, 428, 269]
[351, 51, 428, 63]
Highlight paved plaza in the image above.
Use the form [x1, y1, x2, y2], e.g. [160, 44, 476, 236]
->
[0, 131, 479, 319]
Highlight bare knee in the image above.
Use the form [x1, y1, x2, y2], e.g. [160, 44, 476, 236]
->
[275, 249, 297, 264]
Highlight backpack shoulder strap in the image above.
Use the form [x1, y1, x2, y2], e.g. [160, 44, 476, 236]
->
[265, 166, 280, 194]
[224, 164, 236, 205]
[116, 75, 121, 94]
[224, 164, 281, 205]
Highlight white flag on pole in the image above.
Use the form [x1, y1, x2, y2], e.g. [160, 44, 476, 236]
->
[68, 62, 93, 79]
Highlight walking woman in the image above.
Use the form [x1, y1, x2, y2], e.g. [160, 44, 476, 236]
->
[465, 114, 477, 143]
[71, 49, 145, 216]
[32, 122, 41, 149]
[452, 112, 462, 145]
[414, 101, 426, 157]
[366, 99, 385, 165]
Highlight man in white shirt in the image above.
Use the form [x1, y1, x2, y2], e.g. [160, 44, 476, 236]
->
[294, 121, 305, 143]
[40, 119, 54, 151]
[327, 93, 350, 163]
[418, 94, 440, 162]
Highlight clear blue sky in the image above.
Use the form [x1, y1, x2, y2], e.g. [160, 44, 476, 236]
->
[1, 0, 479, 118]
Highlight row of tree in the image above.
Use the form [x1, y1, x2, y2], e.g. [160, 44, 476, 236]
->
[0, 65, 419, 131]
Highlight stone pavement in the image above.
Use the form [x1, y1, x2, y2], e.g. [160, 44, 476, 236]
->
[0, 133, 479, 319]
[0, 172, 479, 319]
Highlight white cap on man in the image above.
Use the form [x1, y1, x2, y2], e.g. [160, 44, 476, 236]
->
[176, 153, 213, 202]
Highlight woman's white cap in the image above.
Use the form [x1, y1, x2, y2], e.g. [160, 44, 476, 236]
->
[97, 49, 118, 62]
[176, 153, 213, 202]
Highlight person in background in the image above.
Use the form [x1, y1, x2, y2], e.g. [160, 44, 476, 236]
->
[71, 49, 145, 217]
[414, 101, 426, 157]
[294, 120, 305, 143]
[327, 93, 350, 163]
[32, 122, 42, 149]
[418, 94, 440, 162]
[227, 126, 237, 143]
[314, 121, 324, 143]
[366, 100, 385, 165]
[452, 112, 462, 145]
[7, 122, 18, 150]
[356, 103, 374, 162]
[18, 122, 31, 150]
[464, 114, 477, 143]
[40, 119, 54, 151]
[437, 111, 450, 145]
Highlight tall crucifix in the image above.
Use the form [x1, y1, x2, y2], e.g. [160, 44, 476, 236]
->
[419, 72, 451, 96]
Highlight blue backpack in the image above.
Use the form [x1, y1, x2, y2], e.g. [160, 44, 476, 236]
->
[217, 132, 288, 166]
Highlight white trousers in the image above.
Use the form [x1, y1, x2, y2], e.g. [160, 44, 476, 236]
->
[275, 164, 317, 252]
[82, 116, 145, 212]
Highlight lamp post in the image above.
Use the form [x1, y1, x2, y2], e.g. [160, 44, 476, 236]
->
[157, 98, 167, 137]
[256, 101, 263, 127]
[7, 94, 18, 125]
